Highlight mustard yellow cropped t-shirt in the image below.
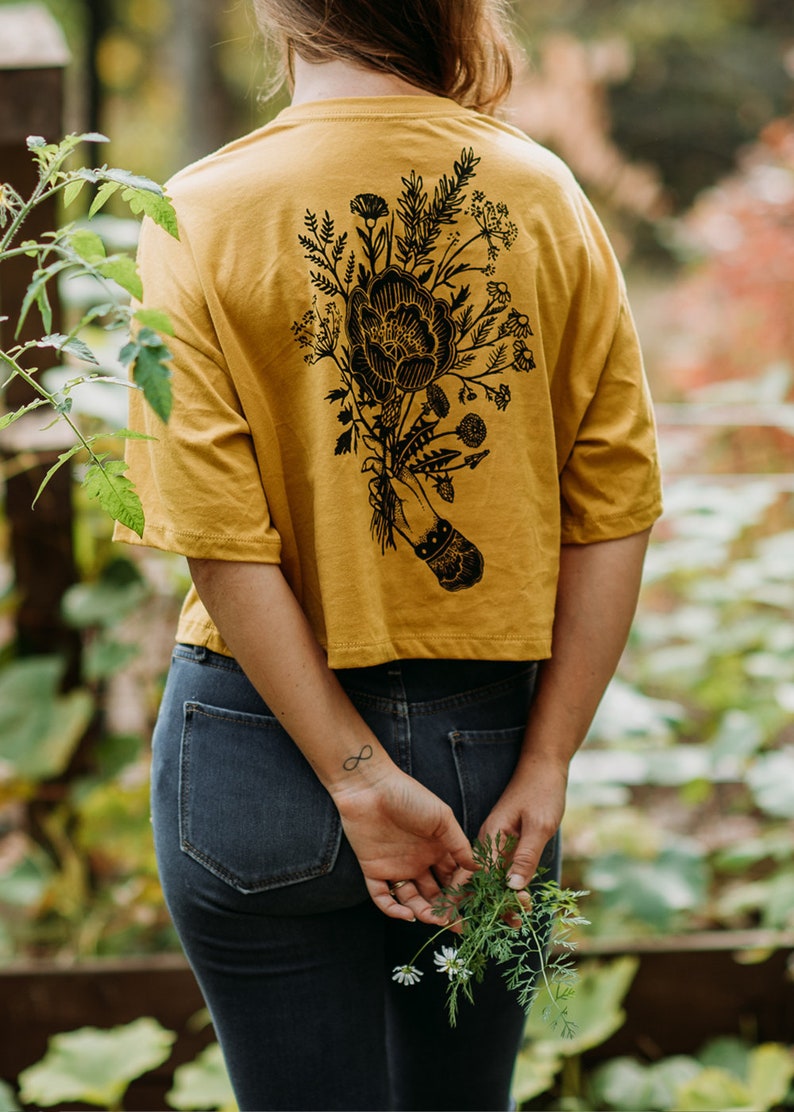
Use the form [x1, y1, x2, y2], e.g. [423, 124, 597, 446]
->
[114, 96, 663, 668]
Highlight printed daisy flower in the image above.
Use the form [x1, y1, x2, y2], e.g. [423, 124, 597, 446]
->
[433, 946, 472, 981]
[501, 308, 534, 339]
[392, 964, 424, 986]
[350, 193, 389, 226]
[513, 340, 536, 372]
[486, 280, 511, 306]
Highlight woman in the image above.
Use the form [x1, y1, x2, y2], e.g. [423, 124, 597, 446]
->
[115, 2, 662, 1108]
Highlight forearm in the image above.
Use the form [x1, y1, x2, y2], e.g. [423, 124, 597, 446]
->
[187, 558, 391, 797]
[186, 557, 476, 920]
[518, 528, 652, 771]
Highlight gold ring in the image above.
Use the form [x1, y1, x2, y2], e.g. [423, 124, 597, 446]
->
[388, 881, 409, 895]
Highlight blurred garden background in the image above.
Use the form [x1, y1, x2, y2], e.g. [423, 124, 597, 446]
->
[0, 0, 793, 1109]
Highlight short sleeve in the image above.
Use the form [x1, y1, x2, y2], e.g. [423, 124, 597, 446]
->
[112, 215, 282, 562]
[544, 192, 663, 544]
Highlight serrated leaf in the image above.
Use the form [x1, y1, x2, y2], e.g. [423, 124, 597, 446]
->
[62, 178, 87, 208]
[38, 334, 99, 365]
[18, 1018, 175, 1109]
[121, 185, 179, 238]
[125, 332, 173, 422]
[102, 167, 164, 194]
[0, 398, 49, 430]
[67, 228, 106, 262]
[96, 254, 142, 300]
[89, 179, 120, 218]
[33, 443, 86, 507]
[134, 307, 174, 335]
[83, 458, 145, 535]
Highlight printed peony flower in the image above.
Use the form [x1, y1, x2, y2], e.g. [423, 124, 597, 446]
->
[346, 267, 457, 402]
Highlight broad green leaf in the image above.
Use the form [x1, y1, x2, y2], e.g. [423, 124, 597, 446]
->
[584, 844, 708, 930]
[524, 956, 639, 1057]
[672, 1067, 752, 1111]
[134, 307, 175, 335]
[0, 1079, 22, 1111]
[747, 1043, 794, 1109]
[747, 751, 794, 818]
[0, 656, 94, 781]
[167, 1042, 238, 1111]
[18, 1018, 176, 1109]
[67, 228, 106, 262]
[511, 1042, 564, 1104]
[699, 1036, 752, 1077]
[83, 458, 145, 536]
[96, 254, 142, 300]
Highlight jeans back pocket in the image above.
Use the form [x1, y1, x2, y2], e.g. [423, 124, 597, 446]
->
[179, 701, 342, 894]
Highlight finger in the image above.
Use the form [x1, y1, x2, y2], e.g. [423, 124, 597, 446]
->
[366, 878, 416, 922]
[506, 839, 545, 891]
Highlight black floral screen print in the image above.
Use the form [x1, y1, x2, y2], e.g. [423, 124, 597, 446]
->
[292, 147, 536, 592]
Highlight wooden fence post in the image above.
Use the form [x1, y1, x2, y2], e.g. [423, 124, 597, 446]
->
[0, 3, 81, 682]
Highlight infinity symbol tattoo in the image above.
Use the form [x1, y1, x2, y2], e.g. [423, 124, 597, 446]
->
[343, 744, 374, 771]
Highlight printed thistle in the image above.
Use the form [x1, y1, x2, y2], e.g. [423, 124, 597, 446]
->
[394, 833, 589, 1032]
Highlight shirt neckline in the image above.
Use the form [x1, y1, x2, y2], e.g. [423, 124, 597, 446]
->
[277, 95, 468, 122]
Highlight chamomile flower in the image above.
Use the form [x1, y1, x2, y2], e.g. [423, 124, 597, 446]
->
[392, 964, 423, 986]
[433, 946, 472, 981]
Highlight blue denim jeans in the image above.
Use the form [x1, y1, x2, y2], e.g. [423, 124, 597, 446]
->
[151, 646, 560, 1111]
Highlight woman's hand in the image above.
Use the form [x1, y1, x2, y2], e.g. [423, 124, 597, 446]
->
[331, 766, 476, 925]
[478, 756, 569, 891]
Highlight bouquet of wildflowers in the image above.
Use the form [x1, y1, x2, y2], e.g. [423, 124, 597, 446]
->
[393, 834, 588, 1032]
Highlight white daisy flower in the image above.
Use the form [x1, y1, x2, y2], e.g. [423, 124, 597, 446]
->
[392, 964, 423, 986]
[433, 946, 472, 981]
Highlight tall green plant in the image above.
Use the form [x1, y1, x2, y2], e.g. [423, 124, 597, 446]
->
[0, 131, 176, 532]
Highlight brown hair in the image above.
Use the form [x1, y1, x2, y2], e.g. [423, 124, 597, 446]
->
[252, 0, 518, 114]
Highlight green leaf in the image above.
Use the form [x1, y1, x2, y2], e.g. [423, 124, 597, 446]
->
[510, 1043, 564, 1104]
[167, 1043, 238, 1111]
[524, 956, 640, 1057]
[134, 307, 175, 335]
[18, 1018, 176, 1109]
[672, 1067, 753, 1111]
[0, 657, 94, 781]
[747, 751, 794, 818]
[121, 328, 173, 422]
[122, 185, 179, 238]
[96, 254, 143, 300]
[89, 179, 121, 217]
[62, 178, 87, 209]
[584, 843, 709, 930]
[33, 444, 86, 507]
[0, 1079, 22, 1111]
[38, 333, 99, 365]
[0, 398, 49, 430]
[83, 458, 145, 535]
[67, 227, 106, 262]
[747, 1043, 794, 1109]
